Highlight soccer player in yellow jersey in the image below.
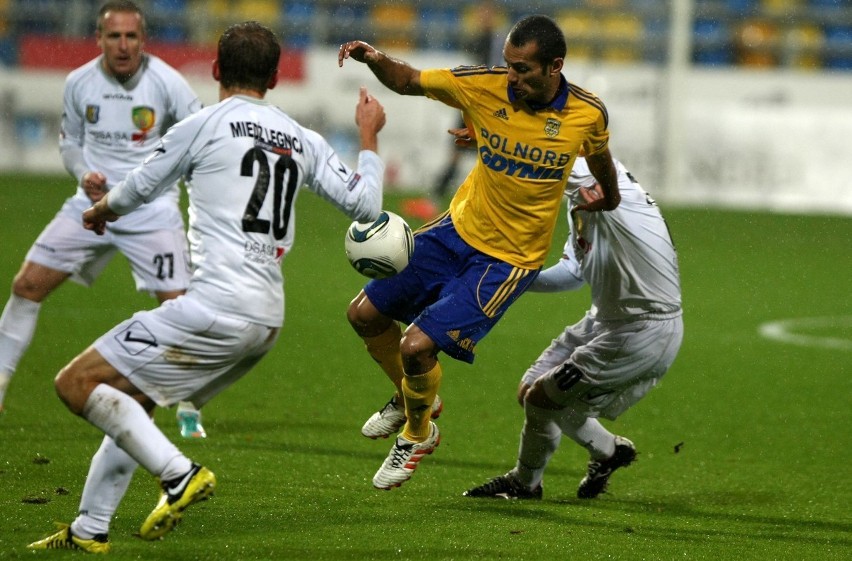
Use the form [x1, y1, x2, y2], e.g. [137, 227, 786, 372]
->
[338, 14, 620, 490]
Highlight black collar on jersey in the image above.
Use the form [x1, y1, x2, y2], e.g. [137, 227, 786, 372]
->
[507, 74, 569, 112]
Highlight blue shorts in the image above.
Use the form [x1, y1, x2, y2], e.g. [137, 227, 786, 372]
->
[364, 213, 539, 363]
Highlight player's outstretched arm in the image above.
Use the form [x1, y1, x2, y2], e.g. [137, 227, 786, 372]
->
[338, 40, 423, 96]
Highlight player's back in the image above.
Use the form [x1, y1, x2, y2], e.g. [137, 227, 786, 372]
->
[177, 96, 313, 327]
[568, 158, 681, 319]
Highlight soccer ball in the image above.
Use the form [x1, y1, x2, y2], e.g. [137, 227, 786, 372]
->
[345, 211, 414, 279]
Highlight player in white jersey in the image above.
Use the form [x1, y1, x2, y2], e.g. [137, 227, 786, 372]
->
[464, 155, 683, 500]
[27, 21, 387, 553]
[0, 1, 205, 437]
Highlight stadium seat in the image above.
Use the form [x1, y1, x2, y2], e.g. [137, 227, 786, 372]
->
[784, 23, 824, 68]
[693, 48, 735, 66]
[149, 0, 189, 42]
[824, 24, 852, 47]
[151, 0, 187, 11]
[602, 14, 644, 63]
[808, 0, 845, 8]
[602, 45, 642, 64]
[583, 0, 625, 8]
[188, 0, 229, 44]
[735, 19, 780, 67]
[761, 0, 803, 14]
[726, 0, 760, 14]
[0, 0, 9, 36]
[694, 18, 732, 45]
[326, 3, 368, 47]
[568, 44, 595, 63]
[187, 0, 279, 43]
[460, 3, 509, 40]
[556, 10, 595, 42]
[234, 0, 280, 27]
[281, 2, 316, 49]
[11, 0, 62, 35]
[602, 13, 645, 41]
[627, 0, 661, 9]
[418, 5, 462, 51]
[823, 24, 852, 70]
[693, 18, 734, 65]
[0, 36, 16, 67]
[370, 3, 417, 51]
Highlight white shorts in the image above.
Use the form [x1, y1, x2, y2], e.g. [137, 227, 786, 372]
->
[522, 311, 683, 420]
[94, 295, 279, 408]
[25, 212, 190, 293]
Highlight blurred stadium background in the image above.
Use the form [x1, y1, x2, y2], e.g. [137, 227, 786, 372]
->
[1, 0, 851, 213]
[0, 5, 850, 557]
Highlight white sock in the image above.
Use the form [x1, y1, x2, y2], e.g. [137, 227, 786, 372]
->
[514, 402, 562, 489]
[0, 294, 41, 403]
[71, 436, 137, 538]
[82, 384, 192, 480]
[557, 412, 616, 460]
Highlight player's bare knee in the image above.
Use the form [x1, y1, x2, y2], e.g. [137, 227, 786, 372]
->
[400, 330, 437, 375]
[54, 363, 89, 415]
[345, 299, 365, 330]
[12, 263, 66, 302]
[346, 291, 389, 336]
[11, 272, 47, 302]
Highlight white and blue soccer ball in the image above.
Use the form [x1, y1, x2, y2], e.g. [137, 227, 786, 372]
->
[345, 210, 414, 279]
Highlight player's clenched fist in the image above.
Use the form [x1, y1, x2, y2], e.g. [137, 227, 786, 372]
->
[81, 171, 108, 202]
[82, 198, 119, 236]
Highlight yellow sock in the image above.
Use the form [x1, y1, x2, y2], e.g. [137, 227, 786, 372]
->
[401, 363, 442, 442]
[362, 322, 404, 396]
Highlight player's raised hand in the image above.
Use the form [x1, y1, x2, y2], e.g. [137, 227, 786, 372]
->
[355, 87, 385, 152]
[356, 87, 385, 129]
[338, 41, 381, 67]
[82, 197, 120, 236]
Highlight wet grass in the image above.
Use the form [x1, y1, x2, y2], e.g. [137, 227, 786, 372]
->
[0, 175, 850, 560]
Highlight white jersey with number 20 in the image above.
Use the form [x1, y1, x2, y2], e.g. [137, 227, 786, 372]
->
[107, 95, 384, 327]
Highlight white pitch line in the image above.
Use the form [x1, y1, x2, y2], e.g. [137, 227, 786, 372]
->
[758, 316, 852, 351]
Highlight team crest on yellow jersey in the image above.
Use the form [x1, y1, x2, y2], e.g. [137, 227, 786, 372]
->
[131, 106, 156, 143]
[544, 117, 561, 137]
[85, 105, 100, 124]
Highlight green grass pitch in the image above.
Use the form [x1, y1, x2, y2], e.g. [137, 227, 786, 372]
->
[0, 174, 849, 560]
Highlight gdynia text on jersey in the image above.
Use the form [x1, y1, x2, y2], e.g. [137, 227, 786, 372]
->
[477, 127, 571, 180]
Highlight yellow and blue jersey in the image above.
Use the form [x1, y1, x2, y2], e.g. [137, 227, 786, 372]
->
[421, 66, 609, 269]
